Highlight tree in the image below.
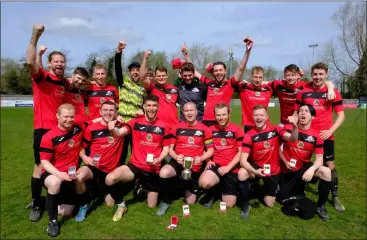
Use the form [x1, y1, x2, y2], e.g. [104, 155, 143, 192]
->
[323, 2, 366, 78]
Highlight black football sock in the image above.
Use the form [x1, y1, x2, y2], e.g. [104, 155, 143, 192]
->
[330, 168, 339, 198]
[77, 191, 90, 206]
[31, 177, 43, 208]
[238, 180, 250, 210]
[317, 179, 331, 207]
[159, 177, 172, 204]
[46, 193, 58, 222]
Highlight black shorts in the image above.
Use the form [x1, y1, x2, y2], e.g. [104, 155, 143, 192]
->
[127, 163, 160, 192]
[323, 140, 335, 162]
[41, 172, 77, 205]
[87, 166, 112, 195]
[202, 120, 216, 127]
[278, 162, 318, 201]
[244, 125, 253, 134]
[168, 160, 201, 195]
[33, 128, 50, 165]
[208, 164, 238, 196]
[249, 162, 280, 197]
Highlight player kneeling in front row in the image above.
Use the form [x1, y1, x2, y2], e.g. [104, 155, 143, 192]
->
[157, 102, 214, 216]
[74, 101, 125, 222]
[198, 103, 244, 210]
[39, 104, 86, 237]
[238, 105, 298, 219]
[279, 104, 332, 221]
[106, 94, 171, 221]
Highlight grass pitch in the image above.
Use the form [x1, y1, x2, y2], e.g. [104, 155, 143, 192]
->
[1, 106, 366, 239]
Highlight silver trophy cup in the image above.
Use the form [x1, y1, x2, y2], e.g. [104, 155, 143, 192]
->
[181, 157, 194, 180]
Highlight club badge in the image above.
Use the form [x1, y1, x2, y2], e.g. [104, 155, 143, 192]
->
[213, 88, 219, 94]
[264, 141, 270, 148]
[59, 86, 65, 94]
[100, 97, 106, 103]
[75, 94, 81, 100]
[313, 99, 320, 106]
[146, 134, 153, 142]
[220, 138, 227, 146]
[166, 94, 171, 100]
[68, 139, 75, 147]
[188, 137, 194, 144]
[255, 91, 261, 97]
[297, 141, 304, 149]
[107, 136, 114, 143]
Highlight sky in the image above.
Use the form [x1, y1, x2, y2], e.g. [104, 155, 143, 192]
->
[1, 2, 345, 71]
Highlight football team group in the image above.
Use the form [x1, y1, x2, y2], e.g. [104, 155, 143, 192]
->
[25, 24, 345, 237]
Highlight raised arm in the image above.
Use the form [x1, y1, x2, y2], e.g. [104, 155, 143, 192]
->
[281, 116, 299, 142]
[115, 41, 126, 87]
[108, 120, 130, 138]
[27, 24, 45, 76]
[36, 45, 47, 69]
[139, 50, 152, 89]
[233, 37, 253, 82]
[324, 81, 336, 100]
[181, 42, 203, 80]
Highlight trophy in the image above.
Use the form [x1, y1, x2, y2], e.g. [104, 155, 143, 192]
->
[181, 157, 194, 180]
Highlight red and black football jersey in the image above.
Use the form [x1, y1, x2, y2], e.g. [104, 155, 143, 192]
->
[82, 122, 124, 173]
[210, 122, 244, 173]
[40, 124, 85, 173]
[242, 124, 286, 175]
[171, 121, 213, 172]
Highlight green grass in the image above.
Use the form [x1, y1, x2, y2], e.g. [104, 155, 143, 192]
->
[1, 106, 366, 239]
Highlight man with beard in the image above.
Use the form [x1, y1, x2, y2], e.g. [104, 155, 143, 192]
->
[279, 104, 332, 221]
[292, 62, 345, 212]
[74, 101, 125, 222]
[26, 24, 69, 221]
[36, 46, 91, 124]
[39, 104, 85, 237]
[198, 103, 244, 209]
[181, 38, 253, 126]
[176, 62, 207, 121]
[140, 51, 179, 126]
[106, 95, 171, 221]
[84, 64, 119, 120]
[156, 102, 214, 216]
[114, 41, 147, 165]
[238, 105, 298, 218]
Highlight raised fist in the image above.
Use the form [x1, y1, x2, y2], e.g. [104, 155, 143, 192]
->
[144, 50, 151, 59]
[181, 42, 188, 56]
[39, 45, 47, 55]
[243, 36, 254, 50]
[117, 41, 126, 51]
[33, 24, 45, 36]
[108, 120, 116, 130]
[299, 68, 304, 77]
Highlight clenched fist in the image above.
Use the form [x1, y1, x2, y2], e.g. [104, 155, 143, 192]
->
[33, 24, 45, 37]
[39, 45, 47, 55]
[117, 41, 127, 51]
[144, 50, 151, 59]
[108, 120, 117, 130]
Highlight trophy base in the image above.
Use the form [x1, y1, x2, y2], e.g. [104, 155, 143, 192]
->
[180, 170, 192, 180]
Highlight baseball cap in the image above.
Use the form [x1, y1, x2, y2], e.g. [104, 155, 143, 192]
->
[128, 62, 141, 70]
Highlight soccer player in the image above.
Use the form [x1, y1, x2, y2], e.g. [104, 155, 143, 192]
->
[36, 45, 91, 124]
[84, 64, 119, 120]
[114, 41, 146, 165]
[181, 38, 253, 126]
[106, 94, 171, 221]
[26, 24, 69, 221]
[236, 66, 273, 133]
[176, 62, 207, 121]
[140, 50, 179, 126]
[279, 104, 332, 221]
[292, 62, 345, 212]
[239, 105, 298, 216]
[198, 103, 244, 208]
[269, 64, 335, 126]
[74, 101, 125, 222]
[156, 102, 214, 216]
[39, 104, 84, 237]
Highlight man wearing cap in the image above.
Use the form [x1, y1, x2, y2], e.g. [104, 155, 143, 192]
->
[114, 41, 147, 165]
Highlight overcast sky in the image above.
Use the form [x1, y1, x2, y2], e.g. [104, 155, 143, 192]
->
[1, 2, 344, 70]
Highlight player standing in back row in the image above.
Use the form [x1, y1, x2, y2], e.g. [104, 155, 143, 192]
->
[26, 24, 68, 222]
[293, 62, 345, 212]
